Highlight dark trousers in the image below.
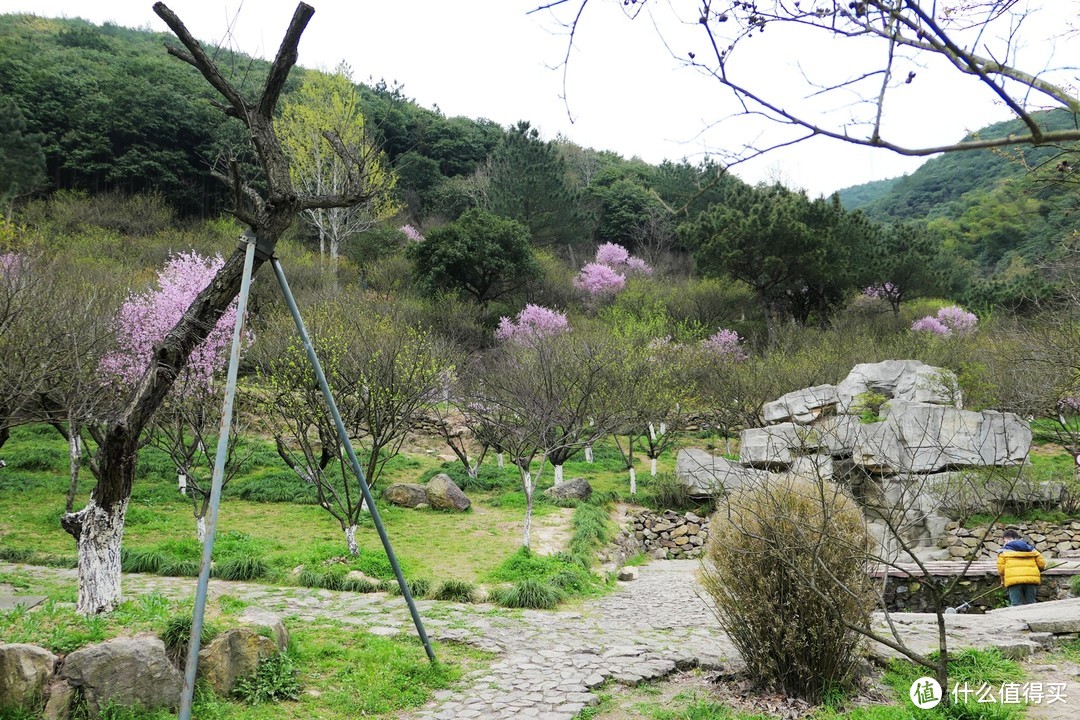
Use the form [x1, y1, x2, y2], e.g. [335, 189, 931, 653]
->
[1008, 584, 1037, 606]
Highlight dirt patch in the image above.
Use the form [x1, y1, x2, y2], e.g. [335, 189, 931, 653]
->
[531, 508, 574, 555]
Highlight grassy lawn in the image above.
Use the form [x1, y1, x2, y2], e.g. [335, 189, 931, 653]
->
[0, 424, 693, 587]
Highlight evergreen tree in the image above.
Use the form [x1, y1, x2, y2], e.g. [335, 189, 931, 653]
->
[0, 98, 45, 206]
[488, 121, 590, 248]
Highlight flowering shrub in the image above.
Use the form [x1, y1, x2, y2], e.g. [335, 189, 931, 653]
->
[495, 304, 569, 345]
[862, 282, 897, 300]
[911, 305, 977, 337]
[595, 242, 630, 267]
[100, 251, 243, 391]
[625, 256, 654, 276]
[910, 316, 951, 335]
[574, 243, 652, 297]
[702, 328, 748, 361]
[399, 224, 424, 243]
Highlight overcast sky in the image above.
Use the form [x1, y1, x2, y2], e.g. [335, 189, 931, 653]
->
[2, 0, 1076, 197]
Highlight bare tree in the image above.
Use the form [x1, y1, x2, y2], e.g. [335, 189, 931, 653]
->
[537, 1, 1080, 166]
[60, 2, 385, 614]
[261, 299, 446, 555]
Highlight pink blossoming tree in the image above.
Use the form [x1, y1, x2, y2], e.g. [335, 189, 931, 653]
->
[495, 304, 570, 346]
[911, 306, 978, 337]
[101, 251, 249, 541]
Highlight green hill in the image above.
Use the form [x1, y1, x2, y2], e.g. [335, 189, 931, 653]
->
[837, 110, 1080, 275]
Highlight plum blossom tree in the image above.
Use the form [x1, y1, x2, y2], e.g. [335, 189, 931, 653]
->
[101, 252, 239, 389]
[495, 303, 569, 346]
[573, 262, 625, 297]
[574, 243, 653, 299]
[702, 328, 749, 361]
[911, 306, 978, 337]
[100, 251, 249, 541]
[62, 2, 390, 615]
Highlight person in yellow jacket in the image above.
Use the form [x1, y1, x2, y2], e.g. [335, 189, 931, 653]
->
[996, 529, 1047, 606]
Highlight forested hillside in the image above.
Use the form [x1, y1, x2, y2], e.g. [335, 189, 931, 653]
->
[838, 110, 1080, 305]
[1, 12, 1077, 324]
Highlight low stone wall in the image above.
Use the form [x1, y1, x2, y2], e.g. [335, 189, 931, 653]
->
[616, 510, 711, 560]
[884, 572, 1074, 613]
[940, 520, 1080, 561]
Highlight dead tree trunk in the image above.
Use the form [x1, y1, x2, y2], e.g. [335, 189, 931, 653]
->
[62, 2, 377, 614]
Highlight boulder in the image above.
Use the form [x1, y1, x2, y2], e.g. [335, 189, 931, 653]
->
[617, 566, 639, 581]
[545, 477, 592, 500]
[0, 643, 58, 711]
[237, 607, 289, 651]
[675, 448, 772, 497]
[836, 360, 957, 412]
[60, 635, 182, 715]
[762, 384, 838, 425]
[739, 423, 824, 469]
[853, 402, 1030, 474]
[197, 628, 278, 697]
[42, 678, 74, 720]
[425, 474, 471, 512]
[383, 483, 429, 508]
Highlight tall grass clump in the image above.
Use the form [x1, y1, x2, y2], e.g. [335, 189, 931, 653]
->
[493, 578, 564, 609]
[701, 475, 875, 702]
[568, 501, 612, 566]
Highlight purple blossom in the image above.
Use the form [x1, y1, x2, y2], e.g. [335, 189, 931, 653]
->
[574, 262, 626, 296]
[100, 251, 245, 393]
[702, 328, 748, 361]
[625, 256, 653, 276]
[595, 242, 630, 267]
[495, 304, 569, 345]
[935, 305, 977, 336]
[911, 316, 952, 336]
[863, 282, 898, 300]
[911, 305, 978, 337]
[399, 224, 424, 243]
[1058, 396, 1080, 414]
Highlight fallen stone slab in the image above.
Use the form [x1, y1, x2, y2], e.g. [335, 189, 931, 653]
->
[0, 595, 47, 611]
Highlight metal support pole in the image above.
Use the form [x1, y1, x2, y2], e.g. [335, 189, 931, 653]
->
[179, 234, 258, 720]
[271, 257, 436, 663]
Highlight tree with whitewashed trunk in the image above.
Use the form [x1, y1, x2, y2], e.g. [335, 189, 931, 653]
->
[58, 2, 386, 614]
[609, 332, 692, 494]
[465, 329, 621, 547]
[260, 298, 445, 555]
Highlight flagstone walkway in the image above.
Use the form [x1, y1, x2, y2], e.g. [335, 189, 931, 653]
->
[3, 560, 1078, 720]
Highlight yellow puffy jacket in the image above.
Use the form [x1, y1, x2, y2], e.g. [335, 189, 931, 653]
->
[996, 546, 1046, 588]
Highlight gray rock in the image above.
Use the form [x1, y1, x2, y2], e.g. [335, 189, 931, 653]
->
[42, 678, 73, 720]
[675, 448, 771, 497]
[836, 359, 958, 412]
[739, 423, 823, 468]
[762, 384, 838, 425]
[853, 402, 1030, 474]
[0, 643, 58, 711]
[237, 607, 289, 651]
[61, 635, 182, 715]
[425, 474, 471, 512]
[545, 477, 592, 501]
[616, 567, 639, 581]
[383, 483, 429, 508]
[197, 627, 278, 697]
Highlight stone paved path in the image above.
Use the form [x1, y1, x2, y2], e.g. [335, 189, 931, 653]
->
[3, 561, 1077, 720]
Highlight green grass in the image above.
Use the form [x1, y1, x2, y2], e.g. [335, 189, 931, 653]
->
[490, 577, 564, 609]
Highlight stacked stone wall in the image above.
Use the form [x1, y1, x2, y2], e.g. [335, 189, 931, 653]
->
[939, 520, 1080, 561]
[614, 510, 710, 560]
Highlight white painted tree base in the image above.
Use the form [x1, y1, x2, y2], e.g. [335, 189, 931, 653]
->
[74, 498, 128, 615]
[346, 525, 359, 556]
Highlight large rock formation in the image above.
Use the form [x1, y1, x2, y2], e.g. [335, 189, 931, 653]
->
[60, 635, 182, 716]
[545, 477, 593, 500]
[679, 360, 1034, 557]
[675, 448, 773, 497]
